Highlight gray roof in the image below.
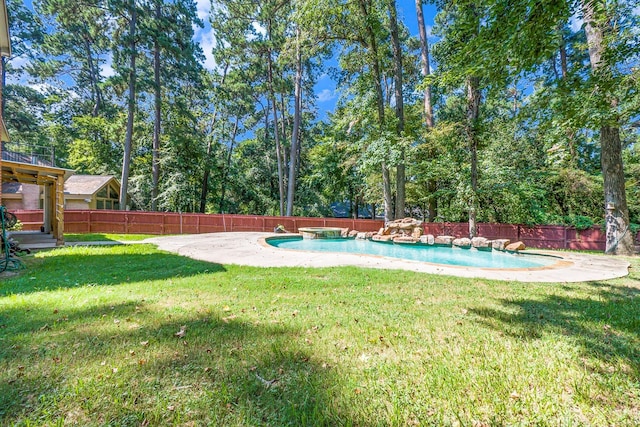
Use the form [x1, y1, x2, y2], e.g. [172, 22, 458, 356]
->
[64, 175, 118, 196]
[2, 182, 22, 194]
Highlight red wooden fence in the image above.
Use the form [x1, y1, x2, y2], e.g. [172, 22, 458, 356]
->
[13, 210, 384, 235]
[12, 209, 640, 251]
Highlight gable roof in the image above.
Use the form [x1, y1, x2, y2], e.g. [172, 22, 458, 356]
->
[64, 175, 119, 197]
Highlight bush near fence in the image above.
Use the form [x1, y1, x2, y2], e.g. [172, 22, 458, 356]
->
[11, 209, 640, 252]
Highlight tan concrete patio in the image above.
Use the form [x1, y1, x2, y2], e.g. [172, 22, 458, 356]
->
[141, 232, 631, 283]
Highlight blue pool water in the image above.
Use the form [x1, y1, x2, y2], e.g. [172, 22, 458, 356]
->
[267, 237, 556, 269]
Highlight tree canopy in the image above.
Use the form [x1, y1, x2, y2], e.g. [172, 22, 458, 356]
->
[3, 0, 639, 253]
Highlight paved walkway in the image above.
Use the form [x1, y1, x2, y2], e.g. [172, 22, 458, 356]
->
[142, 232, 631, 283]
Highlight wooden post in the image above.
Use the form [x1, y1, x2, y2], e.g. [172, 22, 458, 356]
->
[55, 175, 64, 245]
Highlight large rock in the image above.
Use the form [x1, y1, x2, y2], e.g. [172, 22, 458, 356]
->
[356, 232, 368, 240]
[492, 239, 511, 251]
[420, 234, 435, 245]
[412, 227, 423, 239]
[398, 222, 415, 231]
[505, 241, 526, 251]
[341, 228, 350, 237]
[434, 235, 455, 246]
[471, 237, 492, 251]
[372, 234, 395, 242]
[393, 236, 418, 244]
[453, 238, 472, 248]
[348, 229, 359, 238]
[365, 231, 376, 239]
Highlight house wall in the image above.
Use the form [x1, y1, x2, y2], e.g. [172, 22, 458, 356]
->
[20, 183, 40, 209]
[65, 199, 90, 210]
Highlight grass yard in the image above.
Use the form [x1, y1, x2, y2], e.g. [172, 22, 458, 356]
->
[64, 233, 159, 242]
[0, 244, 639, 426]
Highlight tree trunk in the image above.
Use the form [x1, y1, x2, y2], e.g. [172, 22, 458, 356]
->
[582, 0, 634, 255]
[416, 0, 436, 221]
[120, 2, 136, 211]
[466, 76, 481, 238]
[199, 65, 228, 213]
[286, 27, 303, 216]
[84, 37, 102, 117]
[219, 117, 239, 213]
[151, 1, 161, 211]
[559, 34, 568, 79]
[357, 0, 393, 222]
[416, 0, 433, 129]
[267, 20, 285, 216]
[389, 0, 405, 220]
[556, 30, 578, 168]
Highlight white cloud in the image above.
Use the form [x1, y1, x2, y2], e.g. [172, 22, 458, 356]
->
[196, 0, 211, 22]
[99, 52, 115, 78]
[247, 21, 267, 40]
[317, 89, 335, 102]
[199, 28, 217, 71]
[7, 55, 28, 69]
[569, 13, 583, 32]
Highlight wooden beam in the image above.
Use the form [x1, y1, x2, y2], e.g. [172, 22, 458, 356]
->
[55, 174, 64, 245]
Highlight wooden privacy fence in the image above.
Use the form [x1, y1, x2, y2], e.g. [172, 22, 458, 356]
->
[13, 210, 384, 235]
[12, 209, 639, 251]
[421, 222, 633, 251]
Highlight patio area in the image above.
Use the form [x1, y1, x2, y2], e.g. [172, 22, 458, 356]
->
[143, 232, 631, 283]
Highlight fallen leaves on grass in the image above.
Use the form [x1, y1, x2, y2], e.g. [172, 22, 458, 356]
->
[222, 314, 237, 323]
[175, 325, 186, 338]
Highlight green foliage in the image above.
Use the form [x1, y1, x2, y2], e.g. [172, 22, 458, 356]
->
[2, 0, 638, 228]
[7, 219, 23, 231]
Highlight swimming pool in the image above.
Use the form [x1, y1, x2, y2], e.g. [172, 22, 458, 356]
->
[266, 237, 557, 269]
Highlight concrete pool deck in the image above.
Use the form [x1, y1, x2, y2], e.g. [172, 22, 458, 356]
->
[143, 232, 631, 283]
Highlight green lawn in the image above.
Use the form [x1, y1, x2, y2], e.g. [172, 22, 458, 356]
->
[64, 233, 159, 242]
[1, 245, 638, 425]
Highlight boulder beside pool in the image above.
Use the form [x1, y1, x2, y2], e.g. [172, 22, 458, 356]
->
[492, 239, 511, 251]
[505, 241, 526, 251]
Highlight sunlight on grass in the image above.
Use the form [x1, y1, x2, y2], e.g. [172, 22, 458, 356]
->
[1, 245, 639, 425]
[64, 233, 160, 242]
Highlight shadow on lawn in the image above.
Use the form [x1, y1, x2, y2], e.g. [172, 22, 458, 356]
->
[0, 300, 358, 425]
[0, 246, 225, 296]
[472, 281, 640, 378]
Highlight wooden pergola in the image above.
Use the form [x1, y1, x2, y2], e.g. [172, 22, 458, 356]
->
[0, 0, 71, 245]
[1, 162, 72, 244]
